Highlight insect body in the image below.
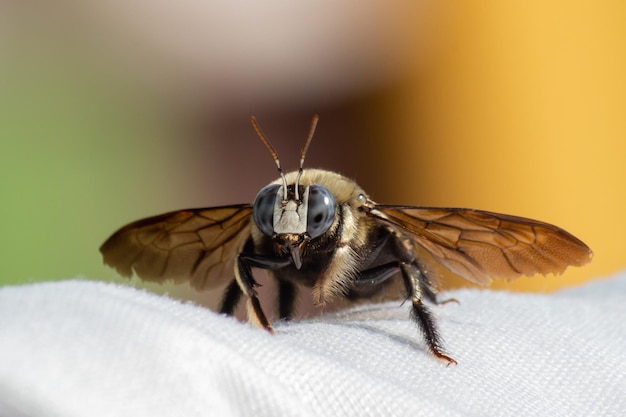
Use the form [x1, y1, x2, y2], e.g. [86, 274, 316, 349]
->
[100, 116, 592, 364]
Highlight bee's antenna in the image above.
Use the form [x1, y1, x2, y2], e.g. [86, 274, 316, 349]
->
[250, 116, 289, 201]
[294, 115, 319, 201]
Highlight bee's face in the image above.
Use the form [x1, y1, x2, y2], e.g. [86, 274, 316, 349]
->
[251, 169, 368, 269]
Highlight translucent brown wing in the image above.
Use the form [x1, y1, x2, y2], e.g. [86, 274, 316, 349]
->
[368, 205, 592, 285]
[100, 205, 253, 290]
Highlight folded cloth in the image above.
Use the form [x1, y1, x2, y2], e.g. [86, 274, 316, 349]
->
[0, 272, 624, 417]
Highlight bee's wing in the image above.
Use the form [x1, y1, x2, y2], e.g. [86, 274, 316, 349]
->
[369, 205, 592, 285]
[100, 205, 253, 290]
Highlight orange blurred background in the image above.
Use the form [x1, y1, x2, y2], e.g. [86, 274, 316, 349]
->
[395, 1, 625, 290]
[1, 1, 624, 299]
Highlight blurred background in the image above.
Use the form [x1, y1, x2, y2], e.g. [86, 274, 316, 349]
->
[1, 1, 624, 306]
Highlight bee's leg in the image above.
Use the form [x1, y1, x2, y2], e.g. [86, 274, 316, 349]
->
[400, 263, 457, 365]
[412, 262, 459, 306]
[219, 280, 243, 315]
[235, 253, 292, 333]
[348, 262, 403, 300]
[352, 262, 400, 286]
[349, 228, 400, 288]
[278, 280, 297, 321]
[235, 254, 272, 333]
[353, 262, 457, 364]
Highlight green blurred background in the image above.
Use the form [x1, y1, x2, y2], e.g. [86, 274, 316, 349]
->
[1, 1, 624, 300]
[0, 54, 171, 287]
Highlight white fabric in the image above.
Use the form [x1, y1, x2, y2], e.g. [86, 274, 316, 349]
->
[1, 273, 624, 417]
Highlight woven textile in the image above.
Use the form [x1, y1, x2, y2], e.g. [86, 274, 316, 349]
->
[1, 273, 624, 416]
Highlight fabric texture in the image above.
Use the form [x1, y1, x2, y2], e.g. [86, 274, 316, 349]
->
[0, 273, 624, 417]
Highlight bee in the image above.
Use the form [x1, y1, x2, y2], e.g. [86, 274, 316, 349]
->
[100, 116, 592, 364]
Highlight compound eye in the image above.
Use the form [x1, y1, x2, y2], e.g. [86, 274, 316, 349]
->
[306, 185, 336, 238]
[253, 184, 280, 236]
